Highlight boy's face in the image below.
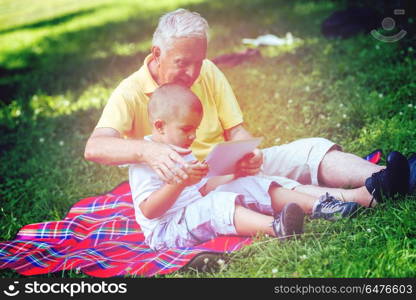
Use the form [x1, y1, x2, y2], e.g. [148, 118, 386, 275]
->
[159, 109, 202, 149]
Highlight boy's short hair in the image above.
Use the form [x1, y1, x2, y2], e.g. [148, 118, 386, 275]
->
[148, 84, 203, 122]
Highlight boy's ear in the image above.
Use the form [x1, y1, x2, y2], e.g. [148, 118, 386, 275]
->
[154, 119, 165, 134]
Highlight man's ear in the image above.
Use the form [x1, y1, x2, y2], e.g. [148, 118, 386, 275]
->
[154, 119, 165, 134]
[151, 46, 161, 65]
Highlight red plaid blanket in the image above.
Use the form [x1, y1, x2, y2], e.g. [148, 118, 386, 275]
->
[0, 182, 251, 277]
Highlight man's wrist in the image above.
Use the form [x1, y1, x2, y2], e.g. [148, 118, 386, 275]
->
[134, 139, 150, 163]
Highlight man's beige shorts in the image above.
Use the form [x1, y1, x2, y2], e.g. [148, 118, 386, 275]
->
[259, 137, 341, 189]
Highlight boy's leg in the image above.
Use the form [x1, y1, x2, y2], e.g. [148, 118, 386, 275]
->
[269, 185, 364, 221]
[233, 204, 275, 236]
[233, 204, 304, 239]
[269, 185, 319, 214]
[293, 184, 375, 207]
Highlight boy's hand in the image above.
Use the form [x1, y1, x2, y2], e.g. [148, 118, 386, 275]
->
[235, 148, 263, 177]
[181, 161, 209, 186]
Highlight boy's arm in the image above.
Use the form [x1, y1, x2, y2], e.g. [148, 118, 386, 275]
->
[199, 174, 235, 196]
[139, 161, 208, 219]
[139, 183, 186, 219]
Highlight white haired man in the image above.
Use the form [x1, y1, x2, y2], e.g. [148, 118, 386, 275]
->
[85, 8, 412, 213]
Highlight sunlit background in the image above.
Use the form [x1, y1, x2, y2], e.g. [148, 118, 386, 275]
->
[1, 0, 415, 278]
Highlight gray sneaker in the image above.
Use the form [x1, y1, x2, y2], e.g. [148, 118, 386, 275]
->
[311, 193, 360, 221]
[272, 202, 304, 240]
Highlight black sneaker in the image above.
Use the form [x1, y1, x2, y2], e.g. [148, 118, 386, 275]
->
[272, 202, 304, 240]
[408, 152, 416, 194]
[311, 193, 360, 221]
[365, 151, 409, 205]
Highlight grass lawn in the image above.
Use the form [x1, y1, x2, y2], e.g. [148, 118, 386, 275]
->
[0, 0, 415, 278]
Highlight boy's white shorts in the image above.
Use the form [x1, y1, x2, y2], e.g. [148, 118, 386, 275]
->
[147, 176, 277, 251]
[147, 137, 339, 250]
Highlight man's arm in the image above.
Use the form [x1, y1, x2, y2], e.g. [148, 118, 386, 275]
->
[84, 127, 189, 183]
[223, 123, 253, 141]
[85, 127, 146, 165]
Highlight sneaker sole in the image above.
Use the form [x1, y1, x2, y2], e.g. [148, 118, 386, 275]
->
[408, 153, 416, 194]
[280, 203, 305, 239]
[387, 151, 410, 196]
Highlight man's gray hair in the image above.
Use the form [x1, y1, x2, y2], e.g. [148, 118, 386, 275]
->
[152, 8, 209, 51]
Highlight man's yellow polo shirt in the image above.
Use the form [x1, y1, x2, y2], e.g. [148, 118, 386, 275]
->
[96, 55, 243, 160]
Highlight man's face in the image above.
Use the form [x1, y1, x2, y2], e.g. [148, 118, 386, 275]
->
[155, 37, 207, 88]
[162, 109, 202, 149]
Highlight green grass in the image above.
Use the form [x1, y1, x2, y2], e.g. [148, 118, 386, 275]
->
[1, 0, 415, 278]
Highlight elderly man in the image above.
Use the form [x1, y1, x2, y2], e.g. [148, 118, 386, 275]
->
[85, 9, 411, 210]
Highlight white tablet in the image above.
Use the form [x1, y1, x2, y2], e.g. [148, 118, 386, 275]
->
[205, 137, 263, 177]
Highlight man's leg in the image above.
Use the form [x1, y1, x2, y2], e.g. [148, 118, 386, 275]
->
[261, 137, 344, 186]
[261, 138, 385, 189]
[318, 150, 384, 188]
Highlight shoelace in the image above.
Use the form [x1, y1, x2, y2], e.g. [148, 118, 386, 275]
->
[369, 168, 392, 206]
[368, 190, 376, 208]
[272, 215, 282, 237]
[371, 169, 385, 186]
[365, 169, 386, 208]
[319, 193, 343, 209]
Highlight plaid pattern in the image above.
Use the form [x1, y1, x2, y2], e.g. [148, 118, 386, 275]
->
[0, 151, 378, 277]
[0, 182, 251, 277]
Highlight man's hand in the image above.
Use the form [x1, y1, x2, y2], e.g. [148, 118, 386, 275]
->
[224, 124, 263, 177]
[181, 161, 209, 186]
[235, 148, 263, 177]
[142, 141, 192, 184]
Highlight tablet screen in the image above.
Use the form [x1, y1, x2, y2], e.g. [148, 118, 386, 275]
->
[205, 137, 262, 177]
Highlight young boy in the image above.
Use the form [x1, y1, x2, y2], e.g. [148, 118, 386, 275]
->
[129, 84, 359, 250]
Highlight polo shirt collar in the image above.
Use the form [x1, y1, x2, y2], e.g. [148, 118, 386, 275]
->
[140, 54, 203, 95]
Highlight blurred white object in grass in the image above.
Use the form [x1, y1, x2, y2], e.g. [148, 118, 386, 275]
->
[242, 33, 299, 47]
